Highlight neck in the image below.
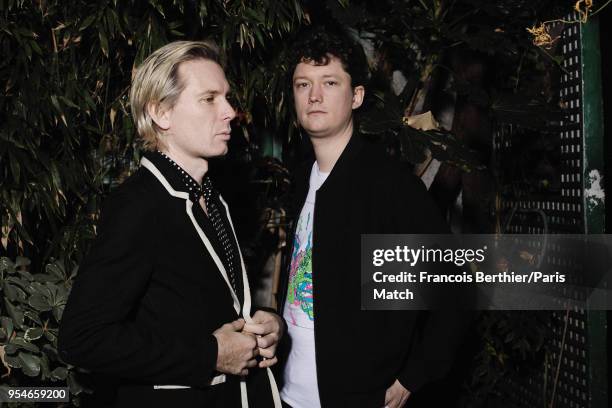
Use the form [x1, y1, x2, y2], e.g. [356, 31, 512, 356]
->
[159, 146, 209, 184]
[310, 122, 353, 173]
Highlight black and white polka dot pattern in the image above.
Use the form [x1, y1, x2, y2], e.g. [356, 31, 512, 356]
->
[156, 151, 239, 295]
[157, 151, 205, 203]
[202, 177, 239, 294]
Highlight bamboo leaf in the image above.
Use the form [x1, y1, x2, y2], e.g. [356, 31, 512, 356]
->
[98, 30, 109, 57]
[79, 15, 97, 31]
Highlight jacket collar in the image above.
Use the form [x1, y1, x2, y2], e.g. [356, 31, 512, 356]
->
[140, 156, 248, 317]
[143, 151, 196, 193]
[318, 129, 364, 192]
[143, 151, 220, 203]
[292, 129, 365, 212]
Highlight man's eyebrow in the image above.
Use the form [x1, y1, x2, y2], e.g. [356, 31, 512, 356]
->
[197, 90, 220, 96]
[293, 74, 340, 81]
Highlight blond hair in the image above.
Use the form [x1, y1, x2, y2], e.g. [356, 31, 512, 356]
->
[129, 40, 223, 150]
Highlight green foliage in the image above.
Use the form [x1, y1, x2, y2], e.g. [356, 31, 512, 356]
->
[326, 0, 568, 169]
[0, 256, 84, 402]
[1, 1, 576, 405]
[360, 90, 485, 171]
[0, 0, 304, 266]
[1, 2, 305, 396]
[465, 310, 553, 407]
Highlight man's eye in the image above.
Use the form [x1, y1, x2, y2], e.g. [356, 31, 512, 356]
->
[226, 94, 238, 105]
[325, 81, 337, 86]
[295, 82, 309, 88]
[201, 96, 215, 103]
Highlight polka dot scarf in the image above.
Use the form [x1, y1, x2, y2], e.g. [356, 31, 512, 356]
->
[157, 151, 239, 295]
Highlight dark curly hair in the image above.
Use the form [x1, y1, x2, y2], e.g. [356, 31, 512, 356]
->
[289, 26, 369, 88]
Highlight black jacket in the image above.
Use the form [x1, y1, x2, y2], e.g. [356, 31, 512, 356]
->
[58, 156, 276, 408]
[277, 133, 469, 407]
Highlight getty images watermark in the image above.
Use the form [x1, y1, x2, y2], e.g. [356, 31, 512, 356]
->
[361, 234, 611, 310]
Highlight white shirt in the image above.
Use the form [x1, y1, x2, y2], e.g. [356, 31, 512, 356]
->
[281, 162, 329, 408]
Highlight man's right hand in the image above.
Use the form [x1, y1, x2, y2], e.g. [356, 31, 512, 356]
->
[213, 319, 259, 376]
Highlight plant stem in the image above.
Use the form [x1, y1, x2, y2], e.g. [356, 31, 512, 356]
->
[590, 0, 612, 17]
[514, 50, 526, 92]
[549, 307, 570, 408]
[538, 46, 572, 77]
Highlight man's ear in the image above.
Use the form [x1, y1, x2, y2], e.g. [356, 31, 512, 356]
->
[147, 102, 171, 131]
[351, 85, 365, 110]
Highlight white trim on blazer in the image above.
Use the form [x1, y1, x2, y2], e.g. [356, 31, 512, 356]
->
[141, 157, 281, 408]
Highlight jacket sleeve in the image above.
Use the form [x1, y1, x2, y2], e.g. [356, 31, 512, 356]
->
[58, 186, 218, 386]
[392, 171, 474, 393]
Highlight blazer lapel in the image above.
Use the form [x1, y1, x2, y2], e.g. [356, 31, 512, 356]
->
[218, 196, 252, 317]
[141, 157, 242, 315]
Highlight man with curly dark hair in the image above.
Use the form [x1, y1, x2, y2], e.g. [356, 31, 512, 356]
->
[276, 27, 466, 408]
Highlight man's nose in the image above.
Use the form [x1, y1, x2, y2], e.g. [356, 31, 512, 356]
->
[308, 85, 322, 104]
[223, 99, 236, 121]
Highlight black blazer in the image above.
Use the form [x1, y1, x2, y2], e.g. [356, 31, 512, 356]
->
[59, 157, 277, 408]
[277, 133, 470, 407]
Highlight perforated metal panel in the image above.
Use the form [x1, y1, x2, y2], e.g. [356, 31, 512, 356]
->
[492, 11, 606, 408]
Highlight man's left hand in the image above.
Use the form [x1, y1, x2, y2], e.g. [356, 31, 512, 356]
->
[243, 310, 283, 368]
[383, 379, 411, 408]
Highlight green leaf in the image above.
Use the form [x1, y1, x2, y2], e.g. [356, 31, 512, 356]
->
[15, 27, 36, 38]
[6, 276, 28, 289]
[55, 284, 69, 304]
[3, 282, 26, 302]
[34, 273, 58, 283]
[52, 305, 65, 322]
[99, 30, 109, 57]
[29, 39, 42, 56]
[58, 96, 80, 110]
[4, 354, 22, 368]
[49, 162, 62, 192]
[24, 327, 44, 341]
[9, 153, 20, 183]
[40, 353, 51, 379]
[1, 317, 14, 339]
[28, 294, 52, 312]
[12, 337, 40, 353]
[24, 311, 42, 326]
[50, 94, 62, 113]
[15, 256, 30, 268]
[68, 371, 85, 395]
[16, 268, 34, 281]
[105, 9, 116, 36]
[46, 262, 65, 279]
[18, 352, 41, 377]
[0, 258, 16, 274]
[51, 366, 68, 380]
[4, 299, 24, 328]
[42, 342, 58, 359]
[3, 343, 17, 354]
[44, 330, 57, 342]
[79, 15, 97, 31]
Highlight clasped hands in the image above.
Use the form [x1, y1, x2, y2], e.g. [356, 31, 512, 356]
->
[213, 310, 283, 376]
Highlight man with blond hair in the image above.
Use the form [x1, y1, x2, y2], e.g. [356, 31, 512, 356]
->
[59, 40, 282, 408]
